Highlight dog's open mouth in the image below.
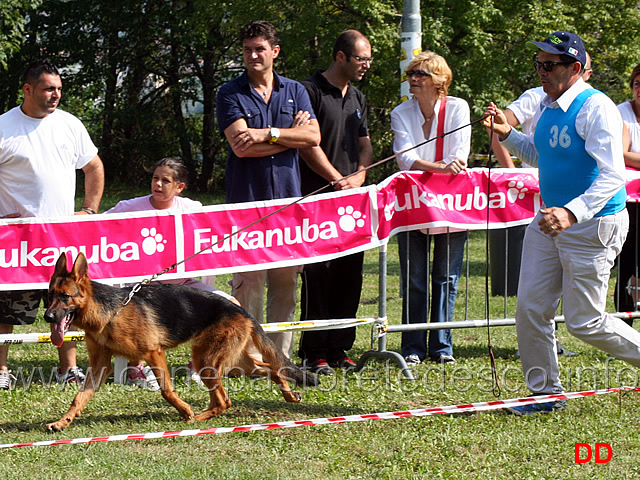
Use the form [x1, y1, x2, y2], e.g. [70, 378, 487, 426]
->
[51, 311, 75, 348]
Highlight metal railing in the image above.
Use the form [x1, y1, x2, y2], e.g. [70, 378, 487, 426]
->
[356, 224, 640, 381]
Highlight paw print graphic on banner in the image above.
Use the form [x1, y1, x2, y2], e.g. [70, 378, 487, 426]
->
[507, 180, 528, 203]
[338, 206, 365, 232]
[141, 228, 166, 255]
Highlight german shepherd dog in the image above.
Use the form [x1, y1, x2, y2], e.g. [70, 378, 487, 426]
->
[44, 252, 318, 431]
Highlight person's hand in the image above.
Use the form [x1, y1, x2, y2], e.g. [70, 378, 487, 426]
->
[291, 110, 311, 128]
[482, 102, 511, 139]
[231, 128, 268, 151]
[538, 207, 577, 237]
[1, 213, 21, 219]
[439, 158, 466, 175]
[334, 170, 367, 190]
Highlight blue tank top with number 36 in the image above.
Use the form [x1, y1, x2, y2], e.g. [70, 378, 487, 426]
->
[534, 88, 626, 217]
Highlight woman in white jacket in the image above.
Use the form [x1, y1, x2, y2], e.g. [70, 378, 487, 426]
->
[390, 51, 471, 365]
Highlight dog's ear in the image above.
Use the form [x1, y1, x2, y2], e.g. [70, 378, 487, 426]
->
[53, 252, 69, 277]
[71, 252, 89, 280]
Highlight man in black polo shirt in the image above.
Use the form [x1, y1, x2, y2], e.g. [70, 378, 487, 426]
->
[298, 30, 374, 373]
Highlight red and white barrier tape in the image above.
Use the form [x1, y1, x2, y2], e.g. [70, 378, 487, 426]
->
[2, 386, 637, 450]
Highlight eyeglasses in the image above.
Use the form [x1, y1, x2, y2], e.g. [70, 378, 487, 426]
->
[406, 70, 432, 79]
[350, 55, 374, 65]
[533, 60, 575, 72]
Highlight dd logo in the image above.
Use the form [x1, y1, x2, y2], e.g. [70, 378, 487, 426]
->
[574, 443, 613, 463]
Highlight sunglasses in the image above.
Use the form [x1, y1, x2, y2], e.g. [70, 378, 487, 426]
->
[533, 60, 575, 72]
[406, 70, 432, 79]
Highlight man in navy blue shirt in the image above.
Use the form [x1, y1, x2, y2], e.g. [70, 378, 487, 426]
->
[217, 20, 320, 358]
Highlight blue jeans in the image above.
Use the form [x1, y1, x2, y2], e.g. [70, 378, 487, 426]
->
[398, 230, 467, 360]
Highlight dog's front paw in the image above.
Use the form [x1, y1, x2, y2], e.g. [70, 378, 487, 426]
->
[287, 390, 302, 403]
[46, 419, 68, 432]
[178, 407, 195, 422]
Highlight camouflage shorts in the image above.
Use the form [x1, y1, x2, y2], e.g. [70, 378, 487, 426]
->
[0, 290, 45, 325]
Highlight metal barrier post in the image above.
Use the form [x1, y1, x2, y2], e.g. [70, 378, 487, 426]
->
[356, 243, 415, 380]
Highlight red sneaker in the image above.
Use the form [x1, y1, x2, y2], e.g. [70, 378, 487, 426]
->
[329, 356, 357, 369]
[306, 358, 334, 375]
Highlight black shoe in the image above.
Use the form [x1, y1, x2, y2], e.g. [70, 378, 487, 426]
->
[557, 341, 579, 357]
[305, 358, 334, 375]
[328, 356, 357, 369]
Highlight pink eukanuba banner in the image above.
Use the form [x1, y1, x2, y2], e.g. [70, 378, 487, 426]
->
[1, 168, 638, 291]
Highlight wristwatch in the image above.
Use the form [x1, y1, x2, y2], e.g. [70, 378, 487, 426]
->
[269, 127, 280, 144]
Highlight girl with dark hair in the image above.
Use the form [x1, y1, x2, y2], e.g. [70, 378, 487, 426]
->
[107, 158, 239, 389]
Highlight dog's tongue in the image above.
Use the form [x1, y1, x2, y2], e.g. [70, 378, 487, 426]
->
[50, 320, 67, 348]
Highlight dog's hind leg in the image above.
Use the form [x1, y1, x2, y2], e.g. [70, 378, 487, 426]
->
[246, 332, 303, 403]
[192, 365, 232, 422]
[145, 348, 195, 422]
[265, 366, 302, 403]
[46, 340, 113, 432]
[235, 349, 302, 403]
[191, 339, 233, 422]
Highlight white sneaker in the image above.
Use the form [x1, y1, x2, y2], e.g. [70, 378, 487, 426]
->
[127, 363, 160, 391]
[187, 361, 204, 386]
[0, 370, 16, 390]
[56, 366, 86, 385]
[433, 354, 456, 364]
[404, 354, 421, 366]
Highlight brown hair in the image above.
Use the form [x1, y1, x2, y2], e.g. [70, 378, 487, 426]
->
[240, 20, 279, 47]
[631, 63, 640, 89]
[153, 157, 188, 189]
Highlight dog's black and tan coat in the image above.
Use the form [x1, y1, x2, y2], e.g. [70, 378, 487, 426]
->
[44, 252, 318, 431]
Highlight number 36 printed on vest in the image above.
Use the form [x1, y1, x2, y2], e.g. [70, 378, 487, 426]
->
[549, 124, 571, 148]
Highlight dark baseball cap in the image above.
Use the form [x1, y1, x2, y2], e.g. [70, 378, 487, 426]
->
[527, 31, 586, 66]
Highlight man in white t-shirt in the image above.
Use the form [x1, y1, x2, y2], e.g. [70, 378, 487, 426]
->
[0, 60, 104, 389]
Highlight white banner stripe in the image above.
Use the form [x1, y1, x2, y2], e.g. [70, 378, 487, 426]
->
[260, 318, 377, 332]
[1, 387, 636, 449]
[0, 318, 378, 345]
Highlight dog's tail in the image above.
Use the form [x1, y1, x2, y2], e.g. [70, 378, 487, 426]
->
[251, 326, 320, 387]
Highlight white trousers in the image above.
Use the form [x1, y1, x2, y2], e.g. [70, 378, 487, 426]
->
[516, 209, 640, 394]
[231, 267, 299, 358]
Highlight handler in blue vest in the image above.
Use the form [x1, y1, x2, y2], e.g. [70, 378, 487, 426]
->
[484, 31, 640, 415]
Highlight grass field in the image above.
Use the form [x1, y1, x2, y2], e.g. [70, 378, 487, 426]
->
[1, 187, 639, 479]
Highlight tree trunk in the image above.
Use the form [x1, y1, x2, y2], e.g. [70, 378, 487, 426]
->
[198, 37, 218, 193]
[169, 41, 196, 187]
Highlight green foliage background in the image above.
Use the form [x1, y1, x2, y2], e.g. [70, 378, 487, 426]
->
[1, 0, 639, 192]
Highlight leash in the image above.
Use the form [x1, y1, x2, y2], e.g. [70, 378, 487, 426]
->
[485, 115, 501, 397]
[121, 114, 490, 306]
